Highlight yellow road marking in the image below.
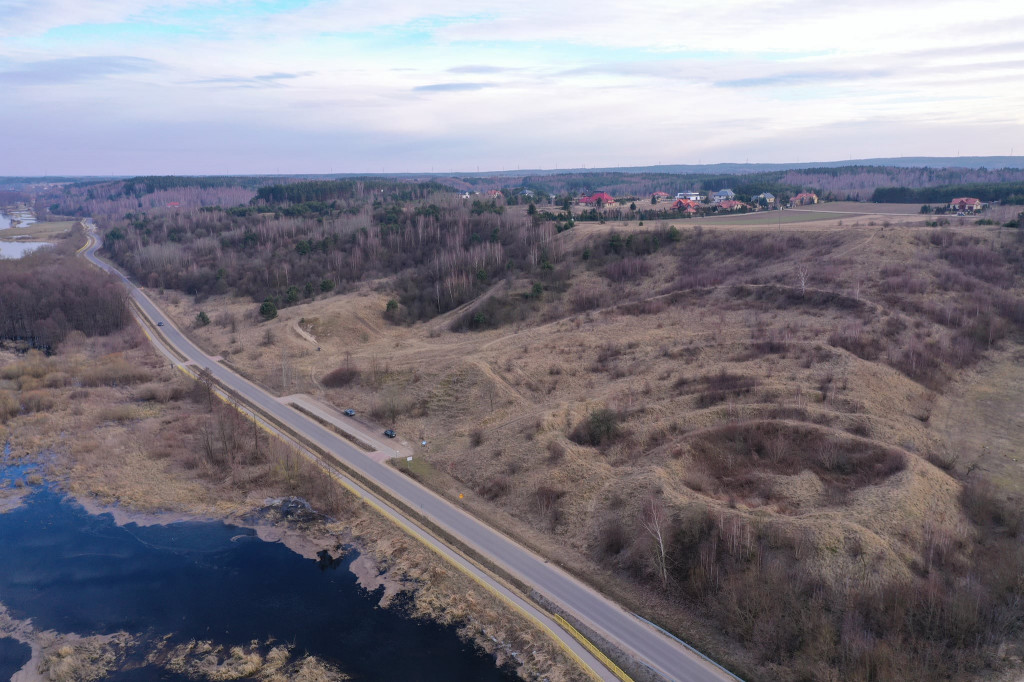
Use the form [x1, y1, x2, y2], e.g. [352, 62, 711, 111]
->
[116, 278, 622, 682]
[553, 615, 634, 682]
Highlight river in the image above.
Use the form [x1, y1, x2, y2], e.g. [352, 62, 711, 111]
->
[0, 460, 516, 681]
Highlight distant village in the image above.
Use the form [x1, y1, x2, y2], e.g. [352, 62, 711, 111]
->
[460, 186, 989, 217]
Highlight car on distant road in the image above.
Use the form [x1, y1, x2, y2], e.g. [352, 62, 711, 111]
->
[383, 429, 396, 438]
[157, 321, 164, 327]
[343, 409, 355, 417]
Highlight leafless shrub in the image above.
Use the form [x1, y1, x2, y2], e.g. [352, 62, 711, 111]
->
[961, 478, 1023, 536]
[828, 323, 883, 360]
[569, 284, 612, 313]
[676, 370, 758, 408]
[533, 484, 565, 529]
[546, 440, 567, 462]
[20, 390, 56, 413]
[321, 365, 360, 388]
[597, 517, 630, 558]
[477, 475, 511, 500]
[926, 449, 959, 471]
[603, 256, 652, 283]
[0, 391, 19, 422]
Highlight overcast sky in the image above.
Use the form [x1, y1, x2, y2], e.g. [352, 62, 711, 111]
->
[1, 0, 1023, 175]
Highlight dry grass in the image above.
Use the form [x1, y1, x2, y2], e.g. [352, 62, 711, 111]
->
[0, 220, 77, 241]
[147, 216, 1024, 680]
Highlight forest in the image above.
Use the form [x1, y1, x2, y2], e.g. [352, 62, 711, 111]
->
[84, 180, 560, 325]
[0, 227, 130, 351]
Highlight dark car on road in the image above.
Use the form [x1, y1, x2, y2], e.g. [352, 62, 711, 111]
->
[157, 321, 164, 327]
[383, 429, 396, 438]
[343, 409, 355, 417]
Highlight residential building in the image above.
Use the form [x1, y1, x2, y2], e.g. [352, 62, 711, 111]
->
[752, 192, 775, 206]
[792, 192, 819, 205]
[672, 199, 700, 212]
[949, 197, 983, 212]
[716, 200, 747, 211]
[711, 189, 735, 203]
[676, 191, 704, 201]
[579, 192, 615, 205]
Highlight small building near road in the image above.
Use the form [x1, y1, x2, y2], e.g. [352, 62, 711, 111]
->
[950, 197, 983, 212]
[712, 189, 736, 203]
[792, 192, 819, 205]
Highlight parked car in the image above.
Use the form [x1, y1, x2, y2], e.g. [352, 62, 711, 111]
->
[157, 321, 164, 327]
[383, 429, 396, 438]
[343, 409, 355, 417]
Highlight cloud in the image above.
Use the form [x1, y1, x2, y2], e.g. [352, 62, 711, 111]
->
[716, 69, 891, 88]
[188, 71, 313, 87]
[0, 56, 158, 85]
[447, 65, 513, 74]
[412, 82, 494, 92]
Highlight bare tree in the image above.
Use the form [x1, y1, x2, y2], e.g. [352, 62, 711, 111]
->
[796, 265, 809, 296]
[640, 495, 669, 588]
[196, 366, 215, 410]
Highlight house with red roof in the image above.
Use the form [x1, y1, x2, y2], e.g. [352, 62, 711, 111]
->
[791, 192, 818, 206]
[579, 192, 615, 205]
[716, 200, 748, 211]
[672, 199, 700, 212]
[652, 191, 671, 199]
[949, 197, 983, 212]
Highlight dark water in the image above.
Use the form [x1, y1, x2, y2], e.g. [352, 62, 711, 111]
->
[0, 471, 515, 681]
[0, 637, 31, 679]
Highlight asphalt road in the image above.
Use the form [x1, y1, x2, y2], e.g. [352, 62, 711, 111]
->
[82, 226, 738, 682]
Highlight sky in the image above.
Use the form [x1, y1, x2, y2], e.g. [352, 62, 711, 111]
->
[1, 0, 1023, 175]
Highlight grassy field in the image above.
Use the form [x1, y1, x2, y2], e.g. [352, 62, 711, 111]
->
[0, 220, 77, 241]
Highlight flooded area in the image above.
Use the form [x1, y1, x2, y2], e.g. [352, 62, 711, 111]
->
[0, 208, 48, 259]
[0, 459, 515, 681]
[0, 208, 36, 229]
[0, 241, 49, 259]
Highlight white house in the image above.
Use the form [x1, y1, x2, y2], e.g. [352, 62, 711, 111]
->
[712, 189, 735, 203]
[675, 191, 704, 201]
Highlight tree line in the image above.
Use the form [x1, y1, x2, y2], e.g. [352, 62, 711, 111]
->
[872, 181, 1024, 204]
